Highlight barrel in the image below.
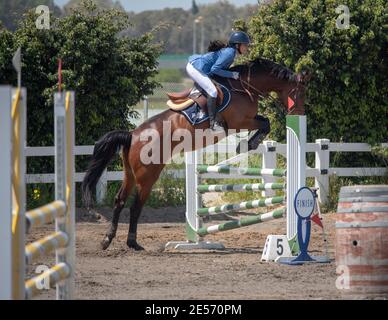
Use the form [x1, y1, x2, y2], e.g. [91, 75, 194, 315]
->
[336, 185, 388, 297]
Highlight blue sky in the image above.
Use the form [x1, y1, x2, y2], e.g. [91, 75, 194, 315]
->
[54, 0, 259, 12]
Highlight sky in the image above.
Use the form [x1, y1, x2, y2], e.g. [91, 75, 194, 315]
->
[54, 0, 260, 12]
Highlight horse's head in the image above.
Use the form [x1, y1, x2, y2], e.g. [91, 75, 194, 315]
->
[240, 58, 310, 115]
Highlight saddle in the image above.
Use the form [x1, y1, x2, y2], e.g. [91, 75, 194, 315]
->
[166, 83, 224, 112]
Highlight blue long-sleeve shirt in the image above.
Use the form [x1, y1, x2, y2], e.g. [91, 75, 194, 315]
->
[188, 47, 237, 78]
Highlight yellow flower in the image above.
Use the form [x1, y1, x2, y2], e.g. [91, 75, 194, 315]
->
[33, 189, 40, 200]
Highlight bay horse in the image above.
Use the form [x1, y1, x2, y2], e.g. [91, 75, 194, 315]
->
[82, 58, 308, 251]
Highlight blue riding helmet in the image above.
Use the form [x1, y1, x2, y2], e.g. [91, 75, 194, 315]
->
[228, 31, 251, 46]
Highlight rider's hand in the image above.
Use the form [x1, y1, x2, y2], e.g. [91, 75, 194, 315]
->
[232, 72, 239, 80]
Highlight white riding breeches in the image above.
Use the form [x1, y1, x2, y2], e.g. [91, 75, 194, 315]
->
[186, 62, 218, 98]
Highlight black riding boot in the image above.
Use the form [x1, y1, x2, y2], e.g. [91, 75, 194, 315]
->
[207, 97, 224, 133]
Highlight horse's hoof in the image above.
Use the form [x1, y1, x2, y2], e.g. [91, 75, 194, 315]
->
[127, 240, 145, 251]
[101, 236, 112, 250]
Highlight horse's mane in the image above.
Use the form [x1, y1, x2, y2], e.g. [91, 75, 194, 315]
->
[232, 58, 297, 82]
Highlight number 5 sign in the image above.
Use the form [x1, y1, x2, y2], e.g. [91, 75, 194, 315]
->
[261, 234, 293, 262]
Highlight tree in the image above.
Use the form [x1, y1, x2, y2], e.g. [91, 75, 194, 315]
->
[191, 0, 199, 15]
[64, 0, 124, 14]
[0, 0, 61, 31]
[0, 0, 163, 207]
[247, 0, 387, 145]
[1, 0, 162, 149]
[0, 24, 15, 83]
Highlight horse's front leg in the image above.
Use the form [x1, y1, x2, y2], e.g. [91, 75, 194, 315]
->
[236, 115, 270, 154]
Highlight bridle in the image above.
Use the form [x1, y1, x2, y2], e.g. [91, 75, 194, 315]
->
[227, 63, 305, 114]
[227, 63, 257, 102]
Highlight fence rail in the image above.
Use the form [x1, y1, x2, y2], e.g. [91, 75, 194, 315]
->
[25, 139, 387, 205]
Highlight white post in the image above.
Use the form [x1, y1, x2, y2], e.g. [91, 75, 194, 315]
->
[262, 141, 277, 198]
[54, 91, 75, 300]
[0, 86, 13, 299]
[315, 139, 330, 205]
[96, 169, 107, 205]
[64, 91, 75, 300]
[286, 115, 306, 255]
[164, 150, 201, 249]
[11, 87, 27, 300]
[185, 150, 201, 242]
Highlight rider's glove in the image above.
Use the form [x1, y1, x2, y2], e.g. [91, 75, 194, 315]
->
[232, 72, 239, 80]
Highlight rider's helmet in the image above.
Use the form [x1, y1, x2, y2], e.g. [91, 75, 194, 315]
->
[228, 31, 251, 46]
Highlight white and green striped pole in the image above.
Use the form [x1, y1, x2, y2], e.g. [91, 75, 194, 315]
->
[197, 182, 285, 193]
[197, 165, 286, 177]
[197, 196, 285, 216]
[197, 207, 286, 236]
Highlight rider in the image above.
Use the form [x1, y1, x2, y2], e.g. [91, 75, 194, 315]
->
[186, 31, 251, 132]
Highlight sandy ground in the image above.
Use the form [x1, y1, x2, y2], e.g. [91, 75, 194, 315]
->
[26, 193, 352, 300]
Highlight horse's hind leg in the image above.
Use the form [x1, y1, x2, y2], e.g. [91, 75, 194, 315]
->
[100, 176, 133, 249]
[126, 185, 152, 251]
[101, 152, 135, 250]
[126, 163, 165, 250]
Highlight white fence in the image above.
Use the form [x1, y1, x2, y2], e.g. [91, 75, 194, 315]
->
[25, 138, 387, 205]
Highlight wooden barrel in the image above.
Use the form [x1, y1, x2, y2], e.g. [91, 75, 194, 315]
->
[336, 185, 388, 297]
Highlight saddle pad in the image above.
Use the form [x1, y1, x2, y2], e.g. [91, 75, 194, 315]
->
[180, 83, 231, 126]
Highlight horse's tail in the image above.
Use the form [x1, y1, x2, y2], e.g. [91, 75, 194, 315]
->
[82, 130, 132, 209]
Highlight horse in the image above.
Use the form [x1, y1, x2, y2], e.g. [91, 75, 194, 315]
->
[82, 58, 309, 251]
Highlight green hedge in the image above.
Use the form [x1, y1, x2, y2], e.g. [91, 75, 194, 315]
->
[247, 0, 387, 145]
